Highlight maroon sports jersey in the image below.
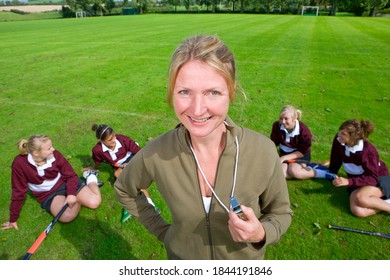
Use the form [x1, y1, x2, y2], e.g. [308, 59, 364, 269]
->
[92, 134, 141, 168]
[329, 135, 389, 187]
[10, 150, 79, 223]
[270, 120, 312, 157]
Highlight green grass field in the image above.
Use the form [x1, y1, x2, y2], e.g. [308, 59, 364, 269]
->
[0, 13, 389, 260]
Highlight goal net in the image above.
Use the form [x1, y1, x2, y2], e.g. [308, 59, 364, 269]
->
[301, 6, 319, 16]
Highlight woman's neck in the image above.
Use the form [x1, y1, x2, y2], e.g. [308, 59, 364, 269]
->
[190, 126, 227, 154]
[33, 156, 46, 166]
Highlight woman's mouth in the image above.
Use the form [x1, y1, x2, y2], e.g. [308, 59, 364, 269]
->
[189, 116, 211, 123]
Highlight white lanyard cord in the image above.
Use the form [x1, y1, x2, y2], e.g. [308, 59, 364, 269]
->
[189, 136, 239, 213]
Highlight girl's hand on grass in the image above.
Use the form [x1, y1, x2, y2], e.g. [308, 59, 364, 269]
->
[228, 205, 265, 243]
[332, 176, 349, 187]
[1, 221, 19, 230]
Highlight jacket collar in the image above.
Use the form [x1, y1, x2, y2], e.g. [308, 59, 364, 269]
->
[177, 116, 240, 156]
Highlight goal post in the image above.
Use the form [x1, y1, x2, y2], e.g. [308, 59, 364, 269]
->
[301, 6, 319, 16]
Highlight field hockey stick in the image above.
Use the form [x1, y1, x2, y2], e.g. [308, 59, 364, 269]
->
[328, 224, 390, 239]
[283, 159, 311, 164]
[22, 203, 69, 260]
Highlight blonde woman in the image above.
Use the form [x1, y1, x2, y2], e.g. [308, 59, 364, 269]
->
[115, 35, 292, 259]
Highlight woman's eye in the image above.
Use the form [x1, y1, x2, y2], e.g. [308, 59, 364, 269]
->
[210, 90, 220, 96]
[178, 90, 189, 95]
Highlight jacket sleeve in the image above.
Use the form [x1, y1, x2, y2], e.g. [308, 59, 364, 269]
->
[92, 145, 105, 166]
[258, 152, 293, 247]
[270, 121, 280, 147]
[124, 135, 141, 155]
[10, 157, 29, 223]
[329, 135, 343, 174]
[296, 123, 312, 155]
[56, 151, 78, 196]
[348, 144, 381, 187]
[114, 150, 170, 241]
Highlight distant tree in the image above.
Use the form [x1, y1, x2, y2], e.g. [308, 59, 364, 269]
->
[105, 0, 116, 13]
[348, 0, 388, 16]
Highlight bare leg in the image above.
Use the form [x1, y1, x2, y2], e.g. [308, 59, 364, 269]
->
[76, 182, 102, 209]
[281, 162, 290, 179]
[50, 195, 81, 223]
[350, 186, 390, 217]
[288, 163, 316, 179]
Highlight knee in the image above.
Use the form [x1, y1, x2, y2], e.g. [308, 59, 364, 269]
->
[350, 207, 370, 218]
[59, 212, 77, 223]
[88, 197, 102, 209]
[354, 191, 370, 207]
[288, 166, 306, 180]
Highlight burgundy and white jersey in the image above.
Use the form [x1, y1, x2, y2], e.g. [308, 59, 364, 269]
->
[329, 135, 389, 187]
[92, 134, 141, 168]
[10, 150, 79, 223]
[270, 120, 312, 156]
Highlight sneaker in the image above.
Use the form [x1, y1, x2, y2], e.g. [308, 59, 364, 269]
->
[83, 169, 99, 180]
[121, 209, 132, 223]
[82, 169, 104, 187]
[308, 163, 329, 171]
[325, 172, 337, 181]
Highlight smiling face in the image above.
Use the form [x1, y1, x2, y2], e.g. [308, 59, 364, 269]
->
[337, 129, 352, 146]
[32, 139, 55, 163]
[101, 133, 117, 150]
[173, 60, 231, 140]
[279, 109, 296, 131]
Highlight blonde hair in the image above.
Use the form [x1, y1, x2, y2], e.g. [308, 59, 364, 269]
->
[167, 35, 237, 107]
[17, 135, 50, 155]
[279, 105, 302, 121]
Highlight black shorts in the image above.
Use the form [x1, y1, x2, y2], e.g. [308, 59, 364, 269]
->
[346, 176, 390, 199]
[379, 176, 390, 198]
[281, 152, 311, 162]
[41, 178, 86, 212]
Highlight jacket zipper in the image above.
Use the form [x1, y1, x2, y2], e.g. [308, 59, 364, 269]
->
[205, 212, 214, 259]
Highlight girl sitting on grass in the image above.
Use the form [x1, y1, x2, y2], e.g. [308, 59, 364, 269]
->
[2, 135, 102, 230]
[328, 119, 390, 217]
[270, 105, 335, 180]
[87, 124, 159, 223]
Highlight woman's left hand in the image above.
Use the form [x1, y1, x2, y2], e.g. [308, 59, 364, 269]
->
[228, 205, 265, 243]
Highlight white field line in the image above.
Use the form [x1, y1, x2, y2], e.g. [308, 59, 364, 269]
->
[0, 99, 151, 117]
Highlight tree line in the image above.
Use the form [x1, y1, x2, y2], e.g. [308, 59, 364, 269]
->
[1, 0, 389, 17]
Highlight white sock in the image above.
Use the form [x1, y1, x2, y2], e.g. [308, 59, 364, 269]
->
[86, 174, 98, 185]
[147, 197, 155, 207]
[314, 169, 327, 178]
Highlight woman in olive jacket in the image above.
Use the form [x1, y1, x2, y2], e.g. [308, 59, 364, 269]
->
[114, 35, 292, 260]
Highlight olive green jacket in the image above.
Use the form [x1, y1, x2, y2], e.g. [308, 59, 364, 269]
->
[114, 118, 292, 260]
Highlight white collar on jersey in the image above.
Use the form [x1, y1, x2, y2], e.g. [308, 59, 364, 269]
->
[27, 153, 56, 176]
[102, 139, 122, 160]
[338, 138, 364, 157]
[280, 120, 300, 143]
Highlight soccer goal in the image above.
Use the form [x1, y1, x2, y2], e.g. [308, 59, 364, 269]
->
[301, 6, 319, 16]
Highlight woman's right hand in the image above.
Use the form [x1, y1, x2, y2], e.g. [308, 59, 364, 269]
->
[1, 221, 19, 230]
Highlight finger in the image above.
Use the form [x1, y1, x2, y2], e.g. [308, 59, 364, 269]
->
[1, 225, 13, 230]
